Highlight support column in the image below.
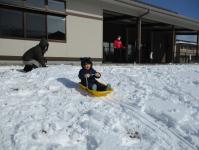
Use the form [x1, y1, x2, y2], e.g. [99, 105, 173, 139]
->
[196, 32, 199, 62]
[125, 27, 129, 62]
[150, 31, 154, 63]
[171, 26, 176, 63]
[137, 17, 142, 63]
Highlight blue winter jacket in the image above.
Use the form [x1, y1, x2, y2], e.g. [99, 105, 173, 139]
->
[78, 68, 100, 88]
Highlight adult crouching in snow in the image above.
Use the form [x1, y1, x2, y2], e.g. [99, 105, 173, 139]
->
[22, 38, 49, 72]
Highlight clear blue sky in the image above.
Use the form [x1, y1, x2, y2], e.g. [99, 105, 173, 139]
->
[141, 0, 199, 20]
[140, 0, 198, 42]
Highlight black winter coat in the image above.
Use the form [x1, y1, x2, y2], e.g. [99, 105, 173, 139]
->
[78, 68, 100, 88]
[22, 38, 49, 67]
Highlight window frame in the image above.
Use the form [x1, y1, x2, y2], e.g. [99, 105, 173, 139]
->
[0, 0, 24, 7]
[25, 0, 46, 9]
[0, 0, 67, 43]
[47, 0, 66, 12]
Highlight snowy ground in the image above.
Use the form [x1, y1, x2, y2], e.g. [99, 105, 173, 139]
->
[0, 64, 199, 150]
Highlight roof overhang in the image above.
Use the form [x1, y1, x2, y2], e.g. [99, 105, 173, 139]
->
[100, 0, 199, 31]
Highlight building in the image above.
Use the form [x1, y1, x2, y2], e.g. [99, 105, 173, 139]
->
[176, 41, 198, 63]
[0, 0, 199, 64]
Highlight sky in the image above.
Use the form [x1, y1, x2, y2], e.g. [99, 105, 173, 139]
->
[140, 0, 198, 42]
[140, 0, 199, 20]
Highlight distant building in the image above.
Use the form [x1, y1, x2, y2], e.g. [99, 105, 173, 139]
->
[176, 41, 198, 63]
[0, 0, 199, 64]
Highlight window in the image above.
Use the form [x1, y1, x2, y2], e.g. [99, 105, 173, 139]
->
[48, 15, 65, 40]
[25, 13, 46, 38]
[48, 0, 65, 11]
[26, 0, 45, 8]
[0, 0, 23, 6]
[0, 8, 23, 37]
[0, 0, 66, 41]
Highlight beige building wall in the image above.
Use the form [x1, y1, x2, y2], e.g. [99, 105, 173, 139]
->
[67, 15, 102, 58]
[0, 39, 68, 57]
[66, 0, 103, 59]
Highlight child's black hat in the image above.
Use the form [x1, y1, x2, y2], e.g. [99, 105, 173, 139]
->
[80, 57, 93, 68]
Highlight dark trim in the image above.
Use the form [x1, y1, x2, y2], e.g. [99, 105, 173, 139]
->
[0, 37, 67, 43]
[47, 57, 102, 61]
[0, 56, 103, 61]
[104, 15, 135, 22]
[176, 32, 198, 35]
[67, 12, 103, 21]
[46, 9, 66, 16]
[0, 56, 22, 60]
[54, 0, 66, 2]
[0, 2, 67, 16]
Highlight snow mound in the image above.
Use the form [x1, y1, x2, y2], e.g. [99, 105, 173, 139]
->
[0, 64, 199, 150]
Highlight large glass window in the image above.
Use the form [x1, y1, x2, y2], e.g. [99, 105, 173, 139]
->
[0, 1, 66, 41]
[25, 13, 46, 38]
[0, 8, 23, 37]
[0, 0, 23, 5]
[26, 0, 45, 8]
[47, 15, 65, 40]
[48, 0, 65, 11]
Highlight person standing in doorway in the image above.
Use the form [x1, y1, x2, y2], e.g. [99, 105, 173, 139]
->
[150, 51, 154, 63]
[113, 36, 125, 62]
[189, 54, 192, 63]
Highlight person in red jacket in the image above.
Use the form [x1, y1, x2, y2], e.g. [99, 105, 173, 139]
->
[113, 36, 125, 62]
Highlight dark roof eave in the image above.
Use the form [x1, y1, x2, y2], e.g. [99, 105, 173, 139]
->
[101, 0, 199, 31]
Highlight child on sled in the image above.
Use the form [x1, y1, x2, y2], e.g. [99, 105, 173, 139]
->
[78, 57, 111, 91]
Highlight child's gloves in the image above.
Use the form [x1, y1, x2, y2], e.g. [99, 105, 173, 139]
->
[84, 74, 90, 78]
[95, 72, 101, 78]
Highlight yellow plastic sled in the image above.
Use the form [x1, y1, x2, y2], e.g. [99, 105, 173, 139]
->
[79, 83, 113, 97]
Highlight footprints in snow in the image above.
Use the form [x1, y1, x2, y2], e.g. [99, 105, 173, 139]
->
[192, 80, 199, 85]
